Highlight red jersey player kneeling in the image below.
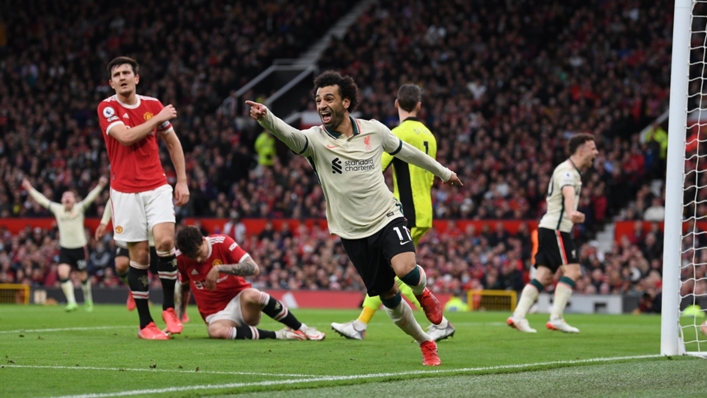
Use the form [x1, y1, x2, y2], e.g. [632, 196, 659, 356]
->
[175, 227, 325, 341]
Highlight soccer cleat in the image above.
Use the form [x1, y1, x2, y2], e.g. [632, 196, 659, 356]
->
[162, 308, 184, 335]
[84, 299, 94, 313]
[126, 292, 136, 311]
[299, 325, 326, 341]
[182, 312, 190, 323]
[507, 317, 537, 333]
[546, 319, 580, 333]
[138, 322, 170, 340]
[331, 321, 366, 340]
[420, 340, 441, 366]
[276, 328, 308, 340]
[65, 302, 79, 312]
[415, 288, 443, 325]
[427, 322, 455, 342]
[701, 321, 707, 336]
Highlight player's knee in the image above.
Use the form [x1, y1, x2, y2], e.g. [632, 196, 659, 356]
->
[240, 288, 262, 305]
[380, 284, 399, 300]
[564, 265, 582, 280]
[115, 258, 129, 273]
[154, 236, 174, 253]
[207, 324, 228, 339]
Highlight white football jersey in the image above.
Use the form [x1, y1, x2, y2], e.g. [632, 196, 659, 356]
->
[257, 109, 451, 239]
[538, 160, 582, 233]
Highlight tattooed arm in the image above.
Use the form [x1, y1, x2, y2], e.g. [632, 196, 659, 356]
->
[205, 256, 260, 291]
[176, 281, 191, 321]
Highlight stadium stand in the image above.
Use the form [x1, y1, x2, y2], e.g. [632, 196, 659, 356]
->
[0, 0, 672, 301]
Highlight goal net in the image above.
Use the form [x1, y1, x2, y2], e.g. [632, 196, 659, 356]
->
[663, 0, 707, 357]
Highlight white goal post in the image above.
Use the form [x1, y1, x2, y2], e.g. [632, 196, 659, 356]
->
[662, 0, 707, 357]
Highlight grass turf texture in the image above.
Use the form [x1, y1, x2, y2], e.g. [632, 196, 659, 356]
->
[0, 305, 704, 397]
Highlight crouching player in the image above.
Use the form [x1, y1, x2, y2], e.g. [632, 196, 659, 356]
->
[175, 226, 324, 341]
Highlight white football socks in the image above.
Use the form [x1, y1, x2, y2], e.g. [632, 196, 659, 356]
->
[385, 299, 430, 344]
[61, 279, 76, 304]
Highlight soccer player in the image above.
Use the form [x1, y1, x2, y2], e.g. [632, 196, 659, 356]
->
[246, 71, 463, 366]
[97, 56, 190, 340]
[174, 226, 324, 341]
[507, 133, 598, 333]
[331, 84, 455, 342]
[22, 176, 107, 312]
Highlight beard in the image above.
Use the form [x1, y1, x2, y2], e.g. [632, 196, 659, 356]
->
[322, 108, 346, 130]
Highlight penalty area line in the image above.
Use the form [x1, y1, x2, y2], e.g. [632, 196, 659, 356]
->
[51, 354, 663, 398]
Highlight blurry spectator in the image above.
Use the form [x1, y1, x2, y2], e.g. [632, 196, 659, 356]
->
[223, 210, 247, 242]
[643, 197, 665, 221]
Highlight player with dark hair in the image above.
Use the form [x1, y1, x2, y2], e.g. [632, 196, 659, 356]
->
[175, 226, 324, 341]
[507, 133, 598, 333]
[22, 177, 107, 312]
[246, 71, 463, 366]
[331, 84, 455, 342]
[97, 56, 190, 339]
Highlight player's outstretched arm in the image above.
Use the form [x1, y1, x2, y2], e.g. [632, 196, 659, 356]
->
[78, 177, 108, 212]
[204, 257, 260, 291]
[389, 139, 463, 186]
[22, 178, 56, 210]
[160, 132, 190, 206]
[107, 105, 177, 146]
[245, 100, 310, 156]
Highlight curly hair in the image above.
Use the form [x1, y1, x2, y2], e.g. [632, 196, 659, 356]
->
[313, 71, 360, 112]
[175, 226, 204, 259]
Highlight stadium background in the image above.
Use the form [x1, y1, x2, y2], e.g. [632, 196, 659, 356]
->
[0, 0, 690, 313]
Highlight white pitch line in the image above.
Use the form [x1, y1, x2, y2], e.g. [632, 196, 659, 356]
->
[0, 326, 135, 334]
[49, 354, 663, 398]
[3, 364, 317, 379]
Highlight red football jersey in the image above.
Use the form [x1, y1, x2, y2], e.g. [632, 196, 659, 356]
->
[97, 95, 172, 193]
[177, 234, 253, 321]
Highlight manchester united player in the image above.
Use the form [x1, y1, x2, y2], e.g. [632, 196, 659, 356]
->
[97, 56, 190, 340]
[175, 227, 325, 341]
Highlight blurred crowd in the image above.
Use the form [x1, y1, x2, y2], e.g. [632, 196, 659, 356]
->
[0, 0, 679, 303]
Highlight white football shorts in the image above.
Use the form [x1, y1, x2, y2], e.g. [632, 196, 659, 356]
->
[205, 291, 248, 326]
[110, 184, 175, 242]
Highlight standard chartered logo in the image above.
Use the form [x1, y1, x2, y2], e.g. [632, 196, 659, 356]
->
[332, 157, 342, 174]
[331, 156, 376, 174]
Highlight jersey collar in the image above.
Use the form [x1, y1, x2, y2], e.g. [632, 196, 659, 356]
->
[401, 116, 420, 123]
[115, 95, 142, 109]
[323, 115, 360, 138]
[568, 158, 582, 177]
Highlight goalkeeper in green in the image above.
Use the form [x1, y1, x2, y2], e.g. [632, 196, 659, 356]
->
[330, 84, 455, 342]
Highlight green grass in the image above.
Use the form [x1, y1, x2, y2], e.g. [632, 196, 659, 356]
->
[0, 304, 705, 397]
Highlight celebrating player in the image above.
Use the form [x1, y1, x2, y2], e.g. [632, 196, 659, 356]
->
[507, 133, 598, 333]
[175, 226, 324, 341]
[22, 176, 107, 312]
[97, 56, 190, 340]
[331, 84, 455, 342]
[246, 71, 463, 366]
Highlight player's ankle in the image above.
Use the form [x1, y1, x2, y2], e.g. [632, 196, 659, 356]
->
[353, 320, 367, 330]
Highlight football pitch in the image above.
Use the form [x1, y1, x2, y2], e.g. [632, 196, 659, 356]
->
[1, 305, 706, 397]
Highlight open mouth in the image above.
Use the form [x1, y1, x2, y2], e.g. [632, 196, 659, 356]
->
[320, 111, 332, 124]
[120, 83, 128, 89]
